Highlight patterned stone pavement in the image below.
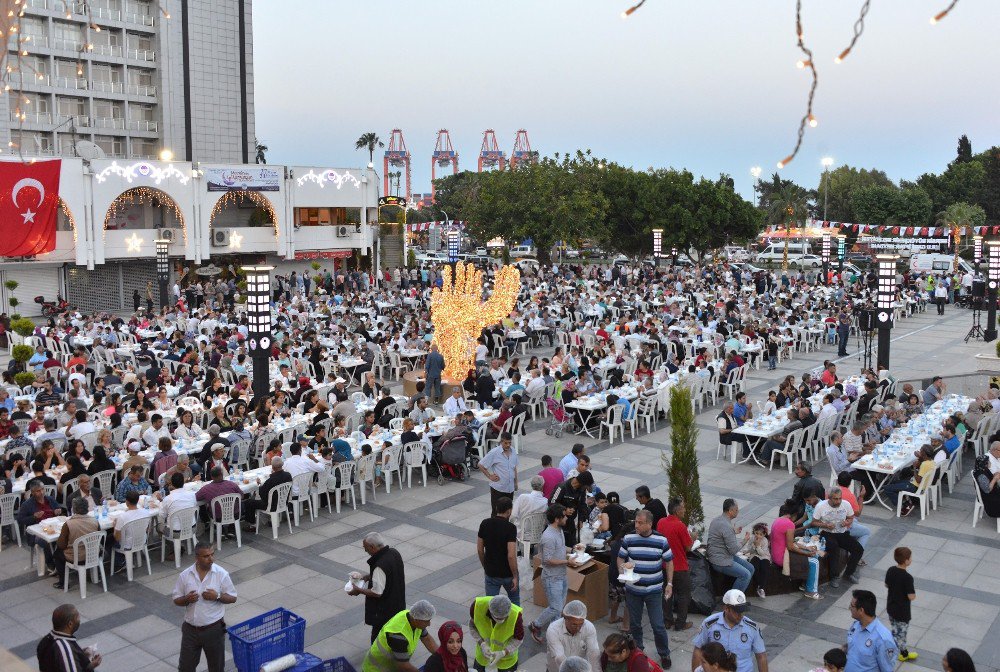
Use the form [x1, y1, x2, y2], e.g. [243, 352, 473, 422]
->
[2, 304, 999, 672]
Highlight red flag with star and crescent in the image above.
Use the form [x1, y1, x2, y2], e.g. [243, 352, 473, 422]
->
[0, 160, 61, 257]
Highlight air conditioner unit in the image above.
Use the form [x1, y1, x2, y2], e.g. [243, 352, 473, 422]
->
[211, 229, 230, 247]
[336, 225, 350, 238]
[156, 228, 176, 243]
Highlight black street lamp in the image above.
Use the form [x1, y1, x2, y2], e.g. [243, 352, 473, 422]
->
[821, 232, 831, 286]
[986, 242, 999, 342]
[243, 265, 274, 401]
[652, 229, 663, 268]
[837, 234, 846, 274]
[155, 238, 170, 309]
[875, 254, 897, 370]
[448, 228, 460, 265]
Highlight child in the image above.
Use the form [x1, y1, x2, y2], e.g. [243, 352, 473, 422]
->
[822, 648, 846, 672]
[885, 546, 918, 662]
[767, 334, 779, 370]
[738, 522, 771, 599]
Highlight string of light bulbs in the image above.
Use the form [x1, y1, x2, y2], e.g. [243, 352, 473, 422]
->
[620, 0, 962, 169]
[103, 187, 186, 243]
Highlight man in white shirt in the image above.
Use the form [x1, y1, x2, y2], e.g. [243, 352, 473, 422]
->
[283, 443, 325, 496]
[158, 472, 199, 533]
[545, 601, 602, 672]
[443, 388, 468, 416]
[113, 490, 149, 552]
[525, 370, 546, 397]
[172, 542, 237, 672]
[511, 476, 549, 527]
[818, 396, 838, 422]
[143, 414, 172, 448]
[65, 410, 96, 441]
[812, 486, 864, 587]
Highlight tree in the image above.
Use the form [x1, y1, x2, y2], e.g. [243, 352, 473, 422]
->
[971, 146, 1000, 224]
[662, 386, 704, 538]
[916, 161, 986, 219]
[936, 202, 986, 263]
[955, 135, 973, 164]
[894, 187, 933, 227]
[851, 185, 899, 226]
[354, 132, 384, 165]
[814, 166, 894, 223]
[767, 183, 809, 270]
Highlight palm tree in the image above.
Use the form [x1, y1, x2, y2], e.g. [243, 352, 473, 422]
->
[355, 132, 384, 165]
[254, 139, 268, 165]
[936, 202, 986, 265]
[767, 184, 809, 271]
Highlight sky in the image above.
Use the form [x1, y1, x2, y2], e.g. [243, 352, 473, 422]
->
[251, 1, 1000, 205]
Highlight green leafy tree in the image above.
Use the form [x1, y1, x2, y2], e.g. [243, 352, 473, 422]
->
[936, 202, 986, 263]
[894, 187, 933, 227]
[955, 135, 973, 164]
[4, 279, 19, 319]
[354, 132, 384, 165]
[661, 386, 704, 538]
[916, 161, 987, 219]
[814, 166, 894, 223]
[767, 184, 809, 270]
[971, 146, 1000, 224]
[852, 185, 899, 226]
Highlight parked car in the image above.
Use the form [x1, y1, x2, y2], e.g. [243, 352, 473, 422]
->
[474, 247, 487, 256]
[510, 245, 536, 258]
[757, 242, 814, 265]
[788, 254, 824, 269]
[514, 258, 540, 273]
[564, 248, 581, 259]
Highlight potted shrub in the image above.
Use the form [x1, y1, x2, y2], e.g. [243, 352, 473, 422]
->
[661, 385, 706, 539]
[14, 371, 36, 388]
[4, 279, 19, 319]
[11, 317, 35, 339]
[11, 343, 34, 373]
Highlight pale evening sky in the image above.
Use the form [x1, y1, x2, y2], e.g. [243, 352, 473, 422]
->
[251, 1, 1000, 204]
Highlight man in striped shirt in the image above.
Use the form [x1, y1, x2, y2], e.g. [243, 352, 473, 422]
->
[618, 509, 674, 669]
[37, 604, 101, 672]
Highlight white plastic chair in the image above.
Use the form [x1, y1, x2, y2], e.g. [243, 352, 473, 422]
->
[290, 472, 317, 526]
[517, 511, 547, 558]
[162, 506, 199, 568]
[971, 473, 1000, 533]
[599, 404, 625, 445]
[0, 492, 21, 550]
[92, 469, 117, 497]
[402, 441, 428, 488]
[112, 517, 152, 582]
[64, 531, 107, 598]
[389, 418, 405, 431]
[256, 481, 293, 539]
[382, 444, 404, 493]
[207, 493, 242, 550]
[355, 453, 378, 505]
[329, 461, 357, 513]
[635, 396, 657, 435]
[897, 465, 935, 520]
[769, 427, 805, 473]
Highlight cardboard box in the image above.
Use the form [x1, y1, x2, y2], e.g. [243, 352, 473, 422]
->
[532, 555, 609, 620]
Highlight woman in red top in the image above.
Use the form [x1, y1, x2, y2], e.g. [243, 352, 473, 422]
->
[600, 633, 658, 672]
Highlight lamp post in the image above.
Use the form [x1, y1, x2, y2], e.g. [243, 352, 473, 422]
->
[821, 157, 834, 222]
[821, 232, 831, 286]
[671, 246, 678, 268]
[974, 235, 983, 275]
[155, 238, 170, 309]
[837, 234, 846, 273]
[243, 265, 274, 402]
[652, 229, 663, 268]
[447, 228, 460, 265]
[875, 254, 898, 369]
[986, 241, 1000, 342]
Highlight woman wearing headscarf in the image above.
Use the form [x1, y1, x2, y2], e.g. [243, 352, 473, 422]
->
[973, 443, 1000, 518]
[423, 621, 468, 672]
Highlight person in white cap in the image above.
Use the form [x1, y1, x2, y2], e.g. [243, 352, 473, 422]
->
[691, 589, 768, 672]
[558, 657, 592, 672]
[364, 599, 437, 672]
[545, 601, 601, 672]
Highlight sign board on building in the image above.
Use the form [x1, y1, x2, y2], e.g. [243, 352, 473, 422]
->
[862, 236, 949, 251]
[294, 250, 353, 260]
[206, 168, 281, 192]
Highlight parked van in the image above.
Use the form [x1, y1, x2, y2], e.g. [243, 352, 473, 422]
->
[757, 242, 814, 265]
[909, 253, 973, 275]
[510, 245, 536, 258]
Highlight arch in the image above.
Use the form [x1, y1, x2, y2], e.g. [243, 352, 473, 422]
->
[102, 186, 187, 244]
[57, 197, 78, 243]
[208, 189, 280, 239]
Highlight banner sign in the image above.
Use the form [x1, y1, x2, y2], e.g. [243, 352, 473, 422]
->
[863, 236, 949, 250]
[294, 250, 353, 260]
[0, 159, 61, 256]
[379, 196, 407, 208]
[206, 167, 281, 192]
[406, 221, 466, 232]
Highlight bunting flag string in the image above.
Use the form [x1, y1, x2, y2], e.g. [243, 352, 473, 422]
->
[762, 220, 994, 237]
[405, 221, 467, 232]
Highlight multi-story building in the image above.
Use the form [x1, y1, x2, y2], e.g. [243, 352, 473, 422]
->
[1, 0, 255, 163]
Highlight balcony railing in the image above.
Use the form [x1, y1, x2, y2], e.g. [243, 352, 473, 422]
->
[24, 0, 48, 9]
[51, 37, 85, 52]
[125, 48, 156, 62]
[126, 83, 156, 96]
[90, 79, 124, 93]
[124, 13, 155, 27]
[91, 116, 126, 130]
[91, 7, 123, 21]
[10, 112, 54, 124]
[127, 119, 157, 132]
[53, 76, 88, 90]
[90, 43, 124, 57]
[55, 114, 91, 128]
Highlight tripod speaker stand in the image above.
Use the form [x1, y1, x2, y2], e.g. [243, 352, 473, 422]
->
[966, 283, 986, 343]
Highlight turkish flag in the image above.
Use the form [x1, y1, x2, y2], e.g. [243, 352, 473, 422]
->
[0, 160, 61, 257]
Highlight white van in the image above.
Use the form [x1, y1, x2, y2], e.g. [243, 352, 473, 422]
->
[909, 253, 974, 275]
[757, 242, 813, 265]
[510, 245, 536, 258]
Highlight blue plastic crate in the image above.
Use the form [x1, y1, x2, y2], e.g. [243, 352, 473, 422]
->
[285, 653, 323, 672]
[226, 608, 307, 672]
[305, 657, 358, 672]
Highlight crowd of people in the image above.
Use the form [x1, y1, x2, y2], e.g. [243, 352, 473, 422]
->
[6, 253, 988, 672]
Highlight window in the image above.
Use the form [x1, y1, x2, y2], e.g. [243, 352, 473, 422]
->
[56, 96, 86, 117]
[55, 59, 79, 78]
[56, 133, 76, 155]
[94, 135, 124, 157]
[52, 21, 83, 43]
[127, 32, 152, 51]
[128, 103, 155, 120]
[294, 208, 347, 227]
[13, 131, 52, 154]
[128, 68, 153, 86]
[91, 64, 121, 83]
[93, 99, 123, 119]
[131, 139, 157, 158]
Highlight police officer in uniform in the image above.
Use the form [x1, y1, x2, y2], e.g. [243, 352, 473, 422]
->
[845, 590, 896, 672]
[691, 590, 768, 672]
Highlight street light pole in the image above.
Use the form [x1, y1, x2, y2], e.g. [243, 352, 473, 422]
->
[652, 229, 663, 269]
[155, 238, 170, 309]
[243, 265, 274, 402]
[986, 242, 1000, 343]
[875, 254, 898, 370]
[821, 232, 831, 286]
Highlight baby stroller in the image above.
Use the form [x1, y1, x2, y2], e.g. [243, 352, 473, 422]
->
[429, 436, 472, 485]
[544, 397, 576, 438]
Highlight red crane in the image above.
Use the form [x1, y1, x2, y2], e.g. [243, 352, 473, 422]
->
[431, 129, 459, 201]
[383, 129, 411, 201]
[510, 129, 539, 169]
[478, 129, 506, 172]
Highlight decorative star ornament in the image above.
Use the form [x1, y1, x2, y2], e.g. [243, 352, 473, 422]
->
[229, 231, 243, 249]
[21, 209, 36, 224]
[125, 232, 144, 253]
